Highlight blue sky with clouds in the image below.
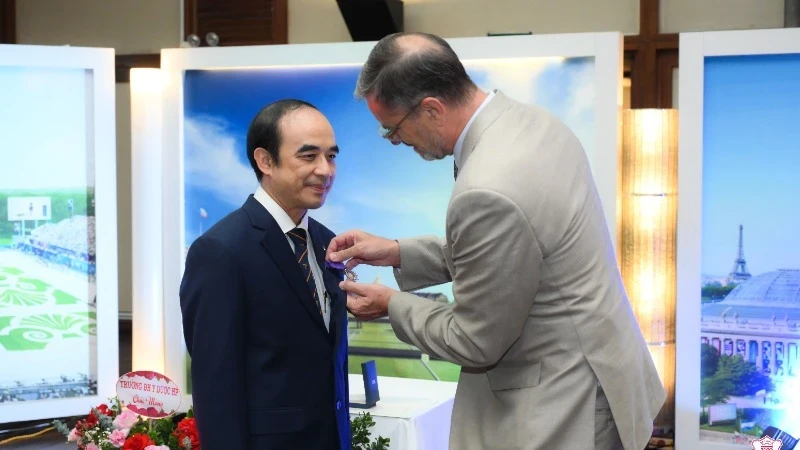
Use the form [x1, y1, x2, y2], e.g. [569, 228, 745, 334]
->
[183, 57, 596, 298]
[701, 54, 800, 277]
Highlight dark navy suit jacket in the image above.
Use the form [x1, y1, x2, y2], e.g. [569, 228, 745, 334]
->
[179, 195, 350, 450]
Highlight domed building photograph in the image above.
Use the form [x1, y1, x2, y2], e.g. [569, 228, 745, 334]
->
[702, 227, 800, 381]
[700, 225, 800, 442]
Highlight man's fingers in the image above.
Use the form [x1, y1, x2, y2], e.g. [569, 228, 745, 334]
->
[325, 237, 339, 257]
[329, 243, 362, 263]
[345, 293, 361, 309]
[345, 297, 378, 322]
[339, 280, 368, 296]
[345, 293, 370, 320]
[326, 234, 353, 261]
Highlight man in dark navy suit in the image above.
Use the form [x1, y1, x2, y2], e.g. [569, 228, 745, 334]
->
[179, 99, 350, 449]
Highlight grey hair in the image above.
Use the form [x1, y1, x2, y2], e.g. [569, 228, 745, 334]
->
[354, 32, 475, 112]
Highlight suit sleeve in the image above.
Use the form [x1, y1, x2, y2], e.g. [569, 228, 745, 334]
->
[392, 236, 453, 291]
[179, 236, 249, 448]
[388, 189, 543, 368]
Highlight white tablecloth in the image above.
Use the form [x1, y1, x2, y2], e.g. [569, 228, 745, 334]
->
[348, 374, 457, 450]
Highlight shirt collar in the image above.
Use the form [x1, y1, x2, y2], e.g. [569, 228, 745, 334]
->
[253, 185, 308, 234]
[453, 90, 495, 169]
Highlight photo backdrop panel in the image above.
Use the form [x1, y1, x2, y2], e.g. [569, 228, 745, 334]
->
[0, 66, 98, 404]
[181, 56, 597, 388]
[698, 53, 800, 445]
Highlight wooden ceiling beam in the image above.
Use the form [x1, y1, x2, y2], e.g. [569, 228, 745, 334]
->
[624, 0, 679, 109]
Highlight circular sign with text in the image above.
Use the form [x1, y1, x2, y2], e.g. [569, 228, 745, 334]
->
[115, 371, 182, 418]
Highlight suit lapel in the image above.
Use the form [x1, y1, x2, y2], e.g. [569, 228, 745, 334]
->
[309, 219, 346, 345]
[243, 196, 328, 336]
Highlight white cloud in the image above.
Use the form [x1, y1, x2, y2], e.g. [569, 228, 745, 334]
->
[184, 115, 258, 207]
[564, 63, 596, 120]
[184, 116, 351, 232]
[468, 57, 595, 152]
[468, 58, 597, 164]
[469, 58, 555, 105]
[347, 184, 448, 230]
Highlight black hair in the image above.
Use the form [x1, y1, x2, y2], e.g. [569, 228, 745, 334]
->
[246, 99, 319, 181]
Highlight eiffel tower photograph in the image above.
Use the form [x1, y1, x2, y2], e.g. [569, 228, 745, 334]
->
[727, 224, 751, 284]
[697, 53, 800, 445]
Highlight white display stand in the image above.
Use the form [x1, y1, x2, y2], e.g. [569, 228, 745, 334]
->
[0, 44, 118, 424]
[132, 32, 624, 410]
[676, 27, 800, 450]
[349, 374, 457, 450]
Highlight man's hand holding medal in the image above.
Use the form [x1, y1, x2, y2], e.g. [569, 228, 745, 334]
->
[325, 230, 401, 321]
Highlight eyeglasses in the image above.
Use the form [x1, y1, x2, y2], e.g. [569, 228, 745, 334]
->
[377, 103, 420, 145]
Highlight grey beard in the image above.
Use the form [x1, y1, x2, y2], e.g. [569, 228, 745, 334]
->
[419, 151, 437, 161]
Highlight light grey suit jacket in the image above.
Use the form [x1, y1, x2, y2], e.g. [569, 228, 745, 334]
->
[388, 91, 666, 450]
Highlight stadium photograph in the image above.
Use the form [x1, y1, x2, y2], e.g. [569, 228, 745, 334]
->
[0, 66, 98, 403]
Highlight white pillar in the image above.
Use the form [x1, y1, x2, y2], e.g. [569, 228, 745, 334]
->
[130, 68, 166, 374]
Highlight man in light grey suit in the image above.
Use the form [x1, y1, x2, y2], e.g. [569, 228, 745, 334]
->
[326, 32, 666, 450]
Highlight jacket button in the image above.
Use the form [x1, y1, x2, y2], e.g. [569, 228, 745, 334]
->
[336, 400, 342, 411]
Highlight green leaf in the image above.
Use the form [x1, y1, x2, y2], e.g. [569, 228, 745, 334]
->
[350, 412, 390, 450]
[52, 419, 71, 437]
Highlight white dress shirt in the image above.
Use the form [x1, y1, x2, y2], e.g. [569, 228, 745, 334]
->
[453, 90, 496, 170]
[254, 186, 330, 330]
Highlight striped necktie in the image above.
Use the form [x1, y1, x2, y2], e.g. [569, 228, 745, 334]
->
[454, 161, 458, 180]
[286, 228, 322, 316]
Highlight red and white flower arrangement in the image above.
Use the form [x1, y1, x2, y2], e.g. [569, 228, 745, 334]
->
[53, 398, 200, 450]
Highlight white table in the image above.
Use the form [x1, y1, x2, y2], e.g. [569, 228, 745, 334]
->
[348, 374, 457, 450]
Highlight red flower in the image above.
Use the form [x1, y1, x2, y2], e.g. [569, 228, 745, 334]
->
[174, 418, 200, 449]
[85, 404, 114, 427]
[73, 419, 86, 432]
[97, 404, 114, 417]
[122, 433, 155, 450]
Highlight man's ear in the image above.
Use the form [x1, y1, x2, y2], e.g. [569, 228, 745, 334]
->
[421, 97, 446, 124]
[254, 147, 276, 177]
